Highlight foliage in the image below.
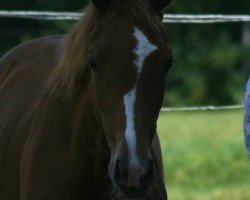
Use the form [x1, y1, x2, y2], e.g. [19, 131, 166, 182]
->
[163, 0, 250, 106]
[0, 0, 250, 106]
[158, 110, 250, 200]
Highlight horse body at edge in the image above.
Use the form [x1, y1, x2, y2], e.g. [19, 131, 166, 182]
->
[0, 0, 173, 199]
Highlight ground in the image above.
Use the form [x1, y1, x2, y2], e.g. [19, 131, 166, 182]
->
[157, 109, 250, 200]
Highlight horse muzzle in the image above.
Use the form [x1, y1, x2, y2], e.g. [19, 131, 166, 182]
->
[113, 157, 155, 198]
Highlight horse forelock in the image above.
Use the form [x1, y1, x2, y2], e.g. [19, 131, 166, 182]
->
[104, 0, 163, 32]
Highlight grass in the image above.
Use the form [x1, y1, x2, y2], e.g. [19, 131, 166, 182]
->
[157, 110, 250, 200]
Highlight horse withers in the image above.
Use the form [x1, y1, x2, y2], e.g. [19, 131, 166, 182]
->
[0, 0, 173, 199]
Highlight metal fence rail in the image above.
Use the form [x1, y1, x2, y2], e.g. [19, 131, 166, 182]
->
[163, 14, 250, 23]
[161, 105, 243, 112]
[1, 10, 250, 23]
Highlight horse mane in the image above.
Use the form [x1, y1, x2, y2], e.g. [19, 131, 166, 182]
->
[46, 5, 97, 99]
[46, 0, 163, 99]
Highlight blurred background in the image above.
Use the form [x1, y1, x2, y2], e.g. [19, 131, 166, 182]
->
[0, 0, 250, 199]
[1, 0, 250, 106]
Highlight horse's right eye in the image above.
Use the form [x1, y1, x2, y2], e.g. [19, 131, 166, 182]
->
[88, 56, 97, 71]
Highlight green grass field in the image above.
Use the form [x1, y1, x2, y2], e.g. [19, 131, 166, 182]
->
[157, 110, 250, 200]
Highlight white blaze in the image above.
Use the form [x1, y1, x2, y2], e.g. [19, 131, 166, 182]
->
[123, 27, 158, 161]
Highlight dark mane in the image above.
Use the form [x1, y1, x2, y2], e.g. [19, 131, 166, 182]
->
[47, 0, 163, 99]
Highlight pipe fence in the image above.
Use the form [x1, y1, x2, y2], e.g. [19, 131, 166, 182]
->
[0, 10, 246, 112]
[161, 105, 243, 112]
[0, 10, 250, 23]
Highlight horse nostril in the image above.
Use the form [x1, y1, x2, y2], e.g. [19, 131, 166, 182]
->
[140, 159, 154, 190]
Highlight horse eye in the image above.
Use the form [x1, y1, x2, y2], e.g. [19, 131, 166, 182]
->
[88, 56, 97, 71]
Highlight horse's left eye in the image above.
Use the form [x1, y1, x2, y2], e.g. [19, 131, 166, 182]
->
[88, 56, 97, 71]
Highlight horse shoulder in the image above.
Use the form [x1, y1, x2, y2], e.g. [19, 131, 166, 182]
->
[0, 36, 66, 198]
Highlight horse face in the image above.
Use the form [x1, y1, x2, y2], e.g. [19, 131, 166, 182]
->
[89, 0, 172, 198]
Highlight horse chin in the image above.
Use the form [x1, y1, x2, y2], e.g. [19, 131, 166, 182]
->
[118, 191, 146, 200]
[110, 178, 148, 200]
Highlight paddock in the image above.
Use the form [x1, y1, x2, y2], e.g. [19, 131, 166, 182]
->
[158, 109, 249, 200]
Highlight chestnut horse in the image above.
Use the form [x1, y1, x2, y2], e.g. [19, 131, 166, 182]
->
[0, 0, 173, 199]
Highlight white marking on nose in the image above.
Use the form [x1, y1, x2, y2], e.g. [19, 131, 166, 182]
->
[124, 27, 157, 162]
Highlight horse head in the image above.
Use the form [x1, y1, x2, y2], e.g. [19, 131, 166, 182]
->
[88, 0, 173, 198]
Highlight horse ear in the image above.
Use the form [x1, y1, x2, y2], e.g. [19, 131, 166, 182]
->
[91, 0, 112, 11]
[151, 0, 172, 12]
